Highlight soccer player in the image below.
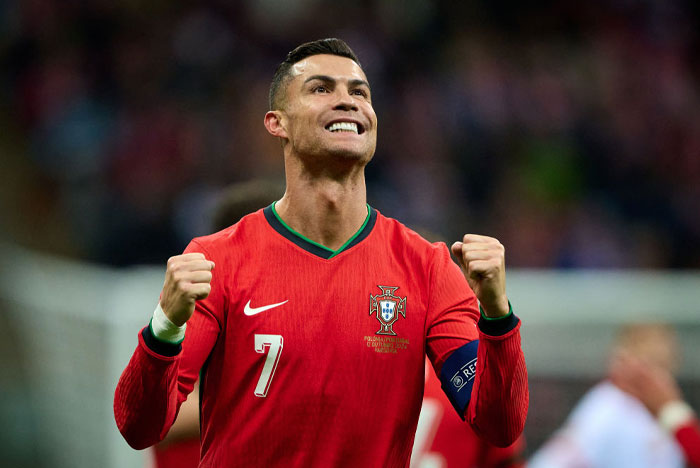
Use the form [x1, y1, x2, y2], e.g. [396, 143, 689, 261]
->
[114, 38, 528, 467]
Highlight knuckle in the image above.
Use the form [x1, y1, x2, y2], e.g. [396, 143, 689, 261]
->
[172, 271, 187, 285]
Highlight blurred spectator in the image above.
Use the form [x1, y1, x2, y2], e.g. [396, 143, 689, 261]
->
[610, 351, 700, 468]
[1, 1, 699, 268]
[528, 323, 687, 468]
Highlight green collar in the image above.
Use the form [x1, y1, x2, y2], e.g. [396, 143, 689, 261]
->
[264, 202, 377, 259]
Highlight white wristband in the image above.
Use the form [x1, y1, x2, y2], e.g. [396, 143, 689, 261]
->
[658, 400, 695, 434]
[151, 302, 186, 344]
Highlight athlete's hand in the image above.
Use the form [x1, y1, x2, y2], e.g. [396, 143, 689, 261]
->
[609, 351, 682, 416]
[160, 253, 215, 327]
[451, 234, 509, 318]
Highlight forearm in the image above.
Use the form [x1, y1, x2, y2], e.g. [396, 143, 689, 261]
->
[467, 317, 528, 447]
[659, 402, 700, 467]
[114, 327, 183, 449]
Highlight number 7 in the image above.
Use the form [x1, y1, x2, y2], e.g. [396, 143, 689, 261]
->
[254, 334, 283, 397]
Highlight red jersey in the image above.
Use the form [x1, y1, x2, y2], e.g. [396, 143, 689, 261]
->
[153, 439, 200, 468]
[115, 206, 528, 467]
[411, 360, 525, 468]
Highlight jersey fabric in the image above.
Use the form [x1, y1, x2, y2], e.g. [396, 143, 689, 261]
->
[153, 438, 200, 468]
[114, 206, 528, 467]
[675, 419, 700, 467]
[411, 359, 525, 468]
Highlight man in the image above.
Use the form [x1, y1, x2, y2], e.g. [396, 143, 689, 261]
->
[529, 323, 688, 468]
[114, 38, 528, 467]
[610, 347, 700, 467]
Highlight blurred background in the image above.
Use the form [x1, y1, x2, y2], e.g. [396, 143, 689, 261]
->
[0, 0, 699, 467]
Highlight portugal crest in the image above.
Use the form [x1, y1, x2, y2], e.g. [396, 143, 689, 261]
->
[369, 286, 407, 336]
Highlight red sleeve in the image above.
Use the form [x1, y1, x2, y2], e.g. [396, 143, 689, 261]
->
[425, 244, 528, 448]
[675, 418, 700, 467]
[480, 435, 526, 468]
[113, 240, 223, 449]
[468, 319, 528, 447]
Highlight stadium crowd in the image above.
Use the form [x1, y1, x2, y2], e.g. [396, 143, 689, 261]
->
[1, 0, 698, 268]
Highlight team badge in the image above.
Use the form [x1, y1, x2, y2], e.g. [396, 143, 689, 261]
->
[369, 286, 407, 336]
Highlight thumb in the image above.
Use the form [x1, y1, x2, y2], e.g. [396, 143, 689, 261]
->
[451, 242, 465, 270]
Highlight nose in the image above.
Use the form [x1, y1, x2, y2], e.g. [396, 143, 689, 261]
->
[333, 88, 358, 112]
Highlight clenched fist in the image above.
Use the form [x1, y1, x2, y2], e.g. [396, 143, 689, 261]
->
[451, 234, 509, 318]
[160, 253, 215, 327]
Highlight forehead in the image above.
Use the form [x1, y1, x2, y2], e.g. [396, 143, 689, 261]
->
[290, 54, 368, 84]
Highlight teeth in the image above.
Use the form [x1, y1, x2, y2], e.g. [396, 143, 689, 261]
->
[327, 122, 358, 133]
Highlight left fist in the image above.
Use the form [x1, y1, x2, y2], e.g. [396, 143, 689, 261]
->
[451, 234, 509, 318]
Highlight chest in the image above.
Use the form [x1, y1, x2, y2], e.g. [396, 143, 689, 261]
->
[214, 247, 430, 389]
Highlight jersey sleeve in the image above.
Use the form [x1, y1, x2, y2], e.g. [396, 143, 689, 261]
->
[114, 239, 223, 449]
[425, 244, 528, 447]
[675, 419, 700, 467]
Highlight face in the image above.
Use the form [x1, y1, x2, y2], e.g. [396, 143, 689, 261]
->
[270, 54, 378, 165]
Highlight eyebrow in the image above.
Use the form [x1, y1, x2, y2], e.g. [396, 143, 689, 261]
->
[303, 74, 371, 89]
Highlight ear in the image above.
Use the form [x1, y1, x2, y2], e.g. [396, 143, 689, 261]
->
[264, 111, 288, 139]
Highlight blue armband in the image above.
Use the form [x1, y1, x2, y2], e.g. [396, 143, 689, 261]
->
[439, 340, 479, 420]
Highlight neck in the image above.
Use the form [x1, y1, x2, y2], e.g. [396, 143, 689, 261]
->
[275, 168, 368, 252]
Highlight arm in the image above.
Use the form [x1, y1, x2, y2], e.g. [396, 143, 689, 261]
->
[452, 235, 528, 447]
[158, 381, 201, 446]
[114, 250, 218, 449]
[610, 351, 700, 467]
[467, 311, 528, 447]
[675, 422, 700, 468]
[426, 237, 528, 448]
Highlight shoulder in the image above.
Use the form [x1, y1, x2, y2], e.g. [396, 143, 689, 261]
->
[186, 209, 267, 258]
[374, 210, 449, 259]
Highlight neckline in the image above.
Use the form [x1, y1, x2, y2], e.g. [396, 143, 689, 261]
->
[263, 202, 377, 259]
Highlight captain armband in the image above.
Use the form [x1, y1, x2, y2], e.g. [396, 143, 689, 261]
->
[439, 340, 479, 420]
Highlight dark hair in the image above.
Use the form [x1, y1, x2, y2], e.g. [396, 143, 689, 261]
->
[268, 38, 361, 110]
[211, 179, 284, 231]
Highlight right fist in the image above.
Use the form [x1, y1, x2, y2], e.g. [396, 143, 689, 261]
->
[160, 253, 215, 327]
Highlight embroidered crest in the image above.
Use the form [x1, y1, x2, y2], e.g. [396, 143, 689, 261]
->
[369, 286, 406, 336]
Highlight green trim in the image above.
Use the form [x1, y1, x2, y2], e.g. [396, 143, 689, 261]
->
[479, 300, 513, 321]
[271, 201, 371, 258]
[271, 202, 334, 253]
[328, 205, 371, 259]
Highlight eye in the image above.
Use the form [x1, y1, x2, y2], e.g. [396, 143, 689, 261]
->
[313, 85, 329, 93]
[351, 89, 368, 98]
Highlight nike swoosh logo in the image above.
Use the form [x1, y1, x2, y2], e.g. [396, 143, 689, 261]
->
[243, 299, 288, 316]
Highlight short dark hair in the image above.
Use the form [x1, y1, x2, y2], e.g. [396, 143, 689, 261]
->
[268, 38, 361, 110]
[211, 179, 284, 231]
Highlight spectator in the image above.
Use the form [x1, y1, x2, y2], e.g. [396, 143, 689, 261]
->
[528, 323, 687, 468]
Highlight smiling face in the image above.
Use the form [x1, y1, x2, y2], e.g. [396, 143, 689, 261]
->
[266, 54, 378, 166]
